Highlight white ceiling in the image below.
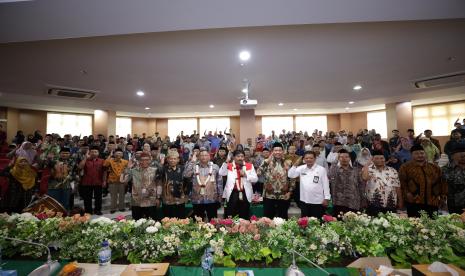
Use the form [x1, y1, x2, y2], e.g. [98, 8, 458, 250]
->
[1, 0, 465, 43]
[0, 1, 465, 117]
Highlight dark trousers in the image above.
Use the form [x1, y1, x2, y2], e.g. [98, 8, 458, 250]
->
[253, 182, 263, 194]
[163, 203, 186, 219]
[225, 190, 250, 219]
[332, 205, 358, 216]
[366, 205, 395, 217]
[80, 185, 102, 214]
[132, 206, 157, 220]
[263, 198, 290, 219]
[192, 203, 218, 221]
[406, 203, 437, 218]
[448, 206, 465, 215]
[300, 203, 325, 219]
[293, 182, 301, 208]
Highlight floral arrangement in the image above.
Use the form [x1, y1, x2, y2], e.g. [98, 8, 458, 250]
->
[1, 212, 465, 268]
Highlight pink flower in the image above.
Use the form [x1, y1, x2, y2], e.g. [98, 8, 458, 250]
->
[323, 214, 336, 222]
[298, 217, 309, 228]
[250, 215, 258, 221]
[116, 215, 126, 221]
[253, 234, 261, 241]
[210, 218, 217, 225]
[231, 225, 239, 233]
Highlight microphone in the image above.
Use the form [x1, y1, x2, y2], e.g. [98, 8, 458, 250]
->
[2, 237, 60, 276]
[286, 249, 336, 276]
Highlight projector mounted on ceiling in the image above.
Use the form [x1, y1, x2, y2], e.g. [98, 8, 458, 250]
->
[239, 80, 257, 109]
[414, 72, 465, 89]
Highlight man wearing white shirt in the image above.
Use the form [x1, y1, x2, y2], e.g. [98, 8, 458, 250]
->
[219, 150, 258, 219]
[288, 151, 330, 219]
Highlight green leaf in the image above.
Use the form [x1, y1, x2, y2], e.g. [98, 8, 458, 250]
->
[222, 255, 236, 268]
[271, 249, 282, 259]
[260, 247, 272, 257]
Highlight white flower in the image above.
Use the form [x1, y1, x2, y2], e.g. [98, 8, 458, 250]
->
[310, 244, 318, 250]
[273, 217, 285, 227]
[146, 226, 158, 233]
[90, 217, 114, 225]
[135, 218, 147, 227]
[154, 222, 161, 229]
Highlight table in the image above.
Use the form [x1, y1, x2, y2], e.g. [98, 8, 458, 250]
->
[169, 266, 351, 276]
[2, 260, 68, 276]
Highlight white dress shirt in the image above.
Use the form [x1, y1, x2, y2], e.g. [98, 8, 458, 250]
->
[288, 163, 330, 204]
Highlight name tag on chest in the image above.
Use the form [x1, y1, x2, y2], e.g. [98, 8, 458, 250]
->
[313, 176, 319, 183]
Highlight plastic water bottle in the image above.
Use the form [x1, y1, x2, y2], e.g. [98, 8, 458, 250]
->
[98, 240, 111, 266]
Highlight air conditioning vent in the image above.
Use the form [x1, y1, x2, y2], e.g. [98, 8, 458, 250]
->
[414, 72, 465, 89]
[47, 87, 97, 99]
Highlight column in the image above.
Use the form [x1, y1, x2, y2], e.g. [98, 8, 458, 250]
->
[93, 110, 116, 137]
[385, 102, 414, 137]
[6, 107, 19, 143]
[239, 109, 256, 145]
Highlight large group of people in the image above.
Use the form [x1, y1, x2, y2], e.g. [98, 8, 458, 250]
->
[0, 119, 464, 221]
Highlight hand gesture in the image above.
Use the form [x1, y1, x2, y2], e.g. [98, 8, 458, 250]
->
[160, 155, 165, 165]
[293, 156, 302, 167]
[128, 159, 134, 168]
[85, 150, 91, 159]
[226, 152, 232, 163]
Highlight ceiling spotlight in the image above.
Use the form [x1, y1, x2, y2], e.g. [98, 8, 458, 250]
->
[136, 90, 145, 96]
[345, 107, 350, 110]
[278, 103, 284, 106]
[293, 108, 298, 111]
[353, 85, 362, 91]
[348, 101, 355, 104]
[242, 88, 248, 93]
[145, 107, 150, 110]
[239, 50, 251, 62]
[209, 104, 215, 108]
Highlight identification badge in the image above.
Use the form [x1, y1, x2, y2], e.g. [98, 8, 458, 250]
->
[239, 191, 243, 201]
[200, 187, 205, 195]
[313, 176, 319, 183]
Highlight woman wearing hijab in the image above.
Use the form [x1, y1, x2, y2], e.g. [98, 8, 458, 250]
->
[13, 130, 25, 145]
[0, 157, 38, 213]
[15, 141, 38, 165]
[356, 148, 372, 167]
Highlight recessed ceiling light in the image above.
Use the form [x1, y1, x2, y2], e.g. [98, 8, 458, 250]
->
[293, 108, 298, 111]
[278, 103, 284, 106]
[353, 85, 362, 91]
[239, 50, 251, 61]
[209, 104, 215, 108]
[345, 107, 350, 110]
[348, 101, 355, 104]
[136, 90, 145, 96]
[242, 88, 248, 93]
[145, 107, 150, 110]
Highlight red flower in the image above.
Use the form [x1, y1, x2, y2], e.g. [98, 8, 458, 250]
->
[220, 218, 233, 226]
[323, 214, 336, 222]
[36, 213, 48, 220]
[210, 218, 217, 225]
[298, 217, 309, 228]
[250, 215, 258, 221]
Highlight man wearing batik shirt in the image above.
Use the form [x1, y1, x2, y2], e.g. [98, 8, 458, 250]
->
[361, 150, 402, 216]
[160, 150, 190, 218]
[103, 148, 128, 213]
[121, 152, 162, 220]
[184, 149, 223, 221]
[329, 149, 366, 215]
[399, 145, 447, 217]
[442, 144, 465, 214]
[42, 147, 76, 211]
[220, 150, 258, 219]
[259, 142, 295, 219]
